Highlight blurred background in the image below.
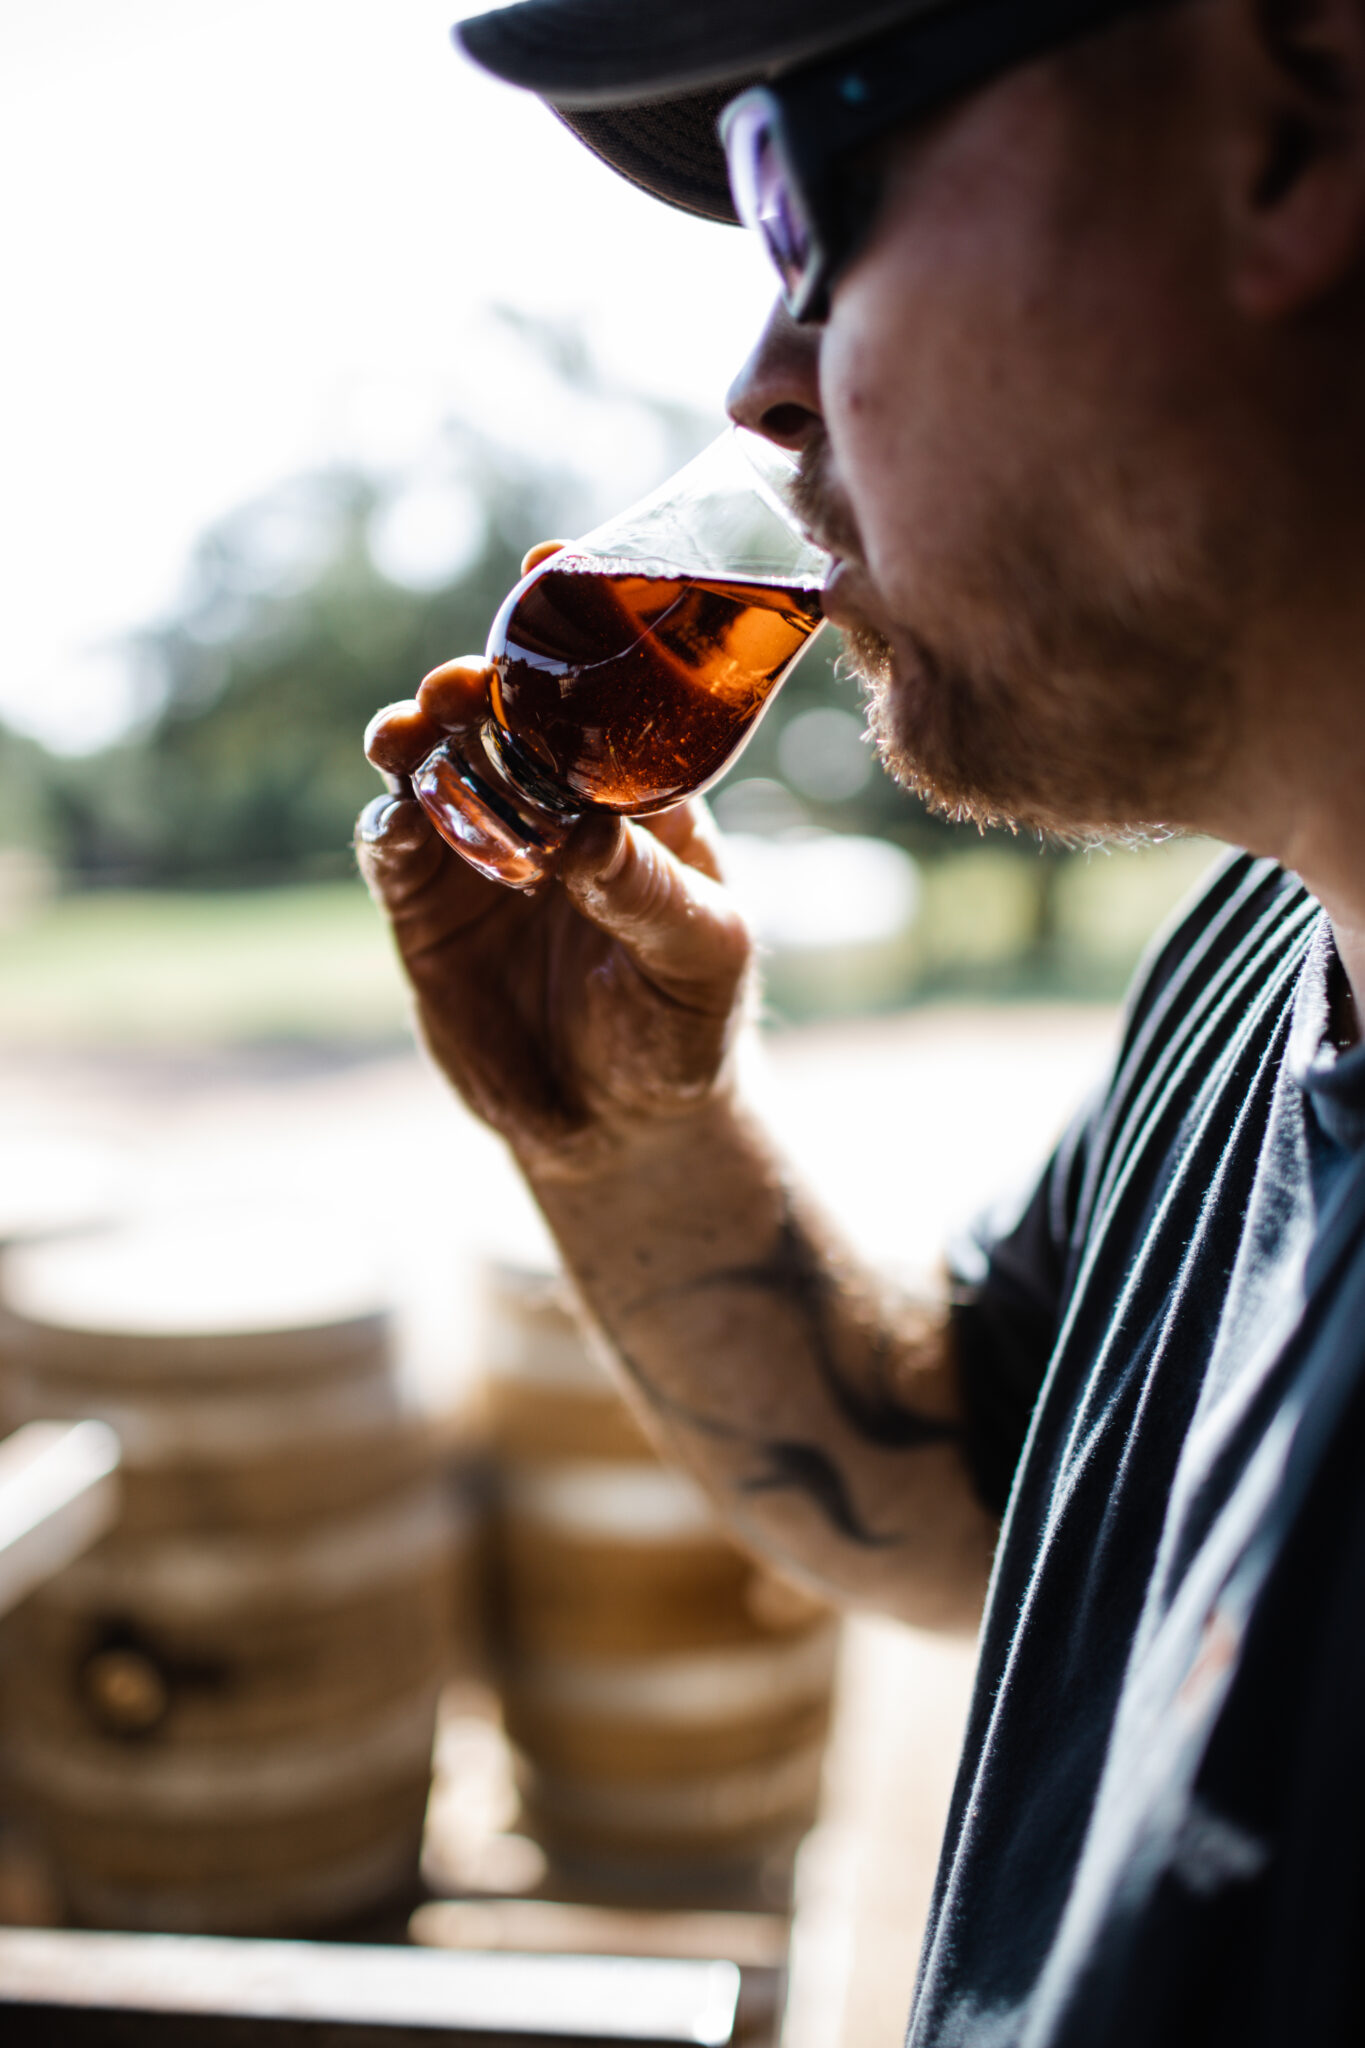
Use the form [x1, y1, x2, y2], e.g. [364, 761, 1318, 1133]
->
[0, 0, 1215, 1045]
[0, 5, 1219, 2044]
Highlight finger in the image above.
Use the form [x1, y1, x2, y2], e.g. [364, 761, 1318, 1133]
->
[355, 795, 442, 913]
[355, 793, 506, 935]
[520, 540, 568, 577]
[559, 813, 750, 1004]
[684, 799, 728, 881]
[638, 806, 695, 856]
[356, 793, 467, 940]
[416, 658, 493, 731]
[364, 701, 447, 777]
[356, 791, 433, 860]
[639, 800, 725, 885]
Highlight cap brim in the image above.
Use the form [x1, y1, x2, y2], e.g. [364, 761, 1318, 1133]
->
[456, 1, 933, 107]
[455, 0, 937, 224]
[550, 91, 745, 225]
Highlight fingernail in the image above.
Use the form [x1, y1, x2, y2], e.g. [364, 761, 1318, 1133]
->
[357, 795, 401, 843]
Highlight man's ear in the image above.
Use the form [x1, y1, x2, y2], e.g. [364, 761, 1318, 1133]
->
[1217, 0, 1365, 317]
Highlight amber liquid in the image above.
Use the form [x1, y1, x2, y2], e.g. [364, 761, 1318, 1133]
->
[486, 556, 825, 815]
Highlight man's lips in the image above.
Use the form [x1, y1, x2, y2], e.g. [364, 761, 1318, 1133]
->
[822, 557, 887, 635]
[821, 558, 855, 624]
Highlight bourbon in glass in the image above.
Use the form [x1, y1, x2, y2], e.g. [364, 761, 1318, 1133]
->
[413, 552, 824, 888]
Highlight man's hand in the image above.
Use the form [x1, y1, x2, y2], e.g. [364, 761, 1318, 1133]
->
[356, 547, 994, 1628]
[355, 548, 755, 1178]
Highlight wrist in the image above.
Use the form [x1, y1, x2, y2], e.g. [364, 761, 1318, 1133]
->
[513, 1068, 751, 1191]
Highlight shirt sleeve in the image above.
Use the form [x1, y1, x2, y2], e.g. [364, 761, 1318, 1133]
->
[948, 1105, 1094, 1518]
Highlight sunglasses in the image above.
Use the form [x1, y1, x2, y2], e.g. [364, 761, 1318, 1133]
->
[720, 0, 1160, 322]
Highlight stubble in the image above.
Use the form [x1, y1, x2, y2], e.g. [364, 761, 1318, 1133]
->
[793, 431, 1239, 840]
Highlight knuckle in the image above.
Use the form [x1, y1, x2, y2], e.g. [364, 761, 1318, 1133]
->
[415, 661, 491, 729]
[710, 903, 754, 981]
[363, 703, 411, 765]
[364, 701, 444, 775]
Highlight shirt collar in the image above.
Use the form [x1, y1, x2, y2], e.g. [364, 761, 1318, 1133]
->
[1289, 915, 1365, 1152]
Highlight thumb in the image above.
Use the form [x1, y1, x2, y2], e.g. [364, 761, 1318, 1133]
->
[559, 813, 751, 1007]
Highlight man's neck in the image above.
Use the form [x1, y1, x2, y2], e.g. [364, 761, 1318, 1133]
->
[1226, 604, 1365, 1047]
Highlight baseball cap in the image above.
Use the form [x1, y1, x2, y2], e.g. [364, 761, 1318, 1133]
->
[455, 1, 1165, 228]
[455, 0, 953, 223]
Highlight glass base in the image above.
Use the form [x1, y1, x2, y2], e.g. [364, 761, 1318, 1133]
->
[412, 723, 579, 889]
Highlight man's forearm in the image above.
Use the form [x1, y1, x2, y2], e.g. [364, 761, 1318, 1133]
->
[522, 1086, 998, 1631]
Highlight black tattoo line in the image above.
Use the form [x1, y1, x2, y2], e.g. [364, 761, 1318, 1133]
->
[626, 1195, 962, 1452]
[741, 1440, 903, 1549]
[611, 1341, 748, 1444]
[612, 1346, 901, 1549]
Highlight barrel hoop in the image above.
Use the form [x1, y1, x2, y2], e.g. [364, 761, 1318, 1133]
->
[504, 1463, 718, 1543]
[507, 1619, 840, 1724]
[526, 1738, 826, 1834]
[3, 1313, 392, 1382]
[5, 1373, 408, 1463]
[36, 1484, 464, 1619]
[11, 1685, 439, 1817]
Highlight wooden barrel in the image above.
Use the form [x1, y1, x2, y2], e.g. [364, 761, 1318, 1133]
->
[0, 1209, 473, 1934]
[482, 1262, 837, 1896]
[0, 1135, 122, 1436]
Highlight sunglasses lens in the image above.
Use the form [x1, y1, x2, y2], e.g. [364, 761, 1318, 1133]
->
[723, 98, 813, 303]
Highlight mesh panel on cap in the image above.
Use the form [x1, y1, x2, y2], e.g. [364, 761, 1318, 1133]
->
[554, 89, 748, 225]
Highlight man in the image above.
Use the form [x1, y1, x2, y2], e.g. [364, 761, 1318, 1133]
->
[359, 0, 1365, 2039]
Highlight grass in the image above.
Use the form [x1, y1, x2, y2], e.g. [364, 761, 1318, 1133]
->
[0, 879, 411, 1049]
[0, 836, 1223, 1050]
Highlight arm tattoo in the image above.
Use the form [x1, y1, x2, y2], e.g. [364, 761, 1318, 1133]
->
[626, 1193, 961, 1451]
[605, 1193, 962, 1551]
[741, 1441, 902, 1549]
[613, 1339, 902, 1551]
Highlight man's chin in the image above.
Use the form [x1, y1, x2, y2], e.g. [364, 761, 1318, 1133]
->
[834, 620, 897, 693]
[843, 627, 1139, 837]
[888, 674, 1196, 842]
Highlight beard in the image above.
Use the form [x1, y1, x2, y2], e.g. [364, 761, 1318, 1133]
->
[791, 433, 1238, 840]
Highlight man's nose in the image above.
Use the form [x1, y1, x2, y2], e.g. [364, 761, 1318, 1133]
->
[726, 298, 823, 450]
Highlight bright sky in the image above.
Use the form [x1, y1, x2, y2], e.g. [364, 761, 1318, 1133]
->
[0, 1, 776, 751]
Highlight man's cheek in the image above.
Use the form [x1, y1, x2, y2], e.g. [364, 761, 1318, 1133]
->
[820, 314, 892, 491]
[822, 362, 904, 575]
[824, 316, 937, 581]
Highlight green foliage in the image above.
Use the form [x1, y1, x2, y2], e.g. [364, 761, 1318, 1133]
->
[41, 305, 756, 889]
[0, 718, 63, 858]
[53, 446, 594, 885]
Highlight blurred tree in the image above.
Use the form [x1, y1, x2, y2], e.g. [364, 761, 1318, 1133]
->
[48, 312, 733, 887]
[53, 444, 590, 885]
[0, 720, 62, 859]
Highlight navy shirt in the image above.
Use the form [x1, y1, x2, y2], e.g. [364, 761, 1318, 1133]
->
[915, 853, 1365, 2046]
